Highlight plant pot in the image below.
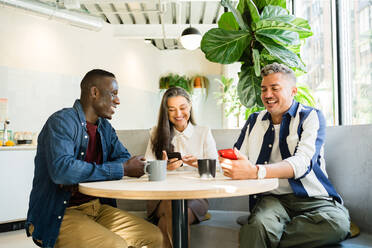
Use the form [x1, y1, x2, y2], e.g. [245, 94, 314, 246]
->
[193, 77, 202, 88]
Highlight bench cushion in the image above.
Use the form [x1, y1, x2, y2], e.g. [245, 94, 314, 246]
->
[325, 125, 372, 234]
[323, 233, 372, 247]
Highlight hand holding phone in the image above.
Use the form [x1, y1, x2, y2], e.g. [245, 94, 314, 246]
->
[218, 148, 238, 160]
[167, 152, 182, 161]
[166, 151, 183, 169]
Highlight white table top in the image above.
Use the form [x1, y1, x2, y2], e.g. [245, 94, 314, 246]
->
[79, 171, 279, 200]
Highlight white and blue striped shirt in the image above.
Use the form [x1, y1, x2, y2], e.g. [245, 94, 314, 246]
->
[235, 101, 342, 203]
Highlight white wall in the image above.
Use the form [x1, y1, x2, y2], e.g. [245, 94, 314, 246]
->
[0, 6, 223, 133]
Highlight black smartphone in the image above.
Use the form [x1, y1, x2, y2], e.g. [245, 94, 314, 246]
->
[167, 152, 182, 160]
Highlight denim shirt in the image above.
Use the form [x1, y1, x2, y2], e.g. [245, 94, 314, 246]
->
[25, 100, 130, 247]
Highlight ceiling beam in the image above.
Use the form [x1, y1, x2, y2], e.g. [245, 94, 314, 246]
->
[113, 24, 216, 39]
[78, 0, 226, 4]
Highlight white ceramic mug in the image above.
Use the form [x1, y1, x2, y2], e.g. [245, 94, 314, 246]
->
[144, 160, 167, 181]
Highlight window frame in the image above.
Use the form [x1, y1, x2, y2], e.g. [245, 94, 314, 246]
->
[293, 0, 341, 125]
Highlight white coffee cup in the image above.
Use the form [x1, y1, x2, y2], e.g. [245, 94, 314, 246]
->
[144, 160, 167, 181]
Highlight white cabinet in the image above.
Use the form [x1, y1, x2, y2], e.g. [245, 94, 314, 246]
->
[0, 147, 36, 223]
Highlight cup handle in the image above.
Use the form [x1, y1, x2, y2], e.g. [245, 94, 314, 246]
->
[144, 161, 150, 175]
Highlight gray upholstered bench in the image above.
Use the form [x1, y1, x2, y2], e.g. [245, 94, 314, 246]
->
[116, 125, 372, 248]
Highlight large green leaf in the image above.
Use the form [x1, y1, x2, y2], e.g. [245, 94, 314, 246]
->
[292, 17, 311, 31]
[286, 43, 301, 54]
[256, 28, 300, 45]
[295, 85, 316, 107]
[221, 0, 249, 30]
[252, 0, 266, 10]
[218, 12, 239, 31]
[238, 65, 263, 107]
[252, 49, 261, 76]
[247, 0, 260, 23]
[237, 0, 246, 14]
[292, 45, 307, 72]
[262, 15, 296, 24]
[260, 5, 294, 23]
[238, 48, 253, 63]
[201, 28, 251, 64]
[261, 5, 288, 19]
[266, 0, 286, 8]
[253, 0, 286, 10]
[260, 48, 281, 64]
[238, 0, 262, 16]
[255, 20, 313, 39]
[255, 34, 305, 70]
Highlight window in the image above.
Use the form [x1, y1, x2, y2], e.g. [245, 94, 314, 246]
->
[338, 0, 372, 124]
[359, 6, 370, 33]
[294, 0, 337, 125]
[294, 0, 372, 125]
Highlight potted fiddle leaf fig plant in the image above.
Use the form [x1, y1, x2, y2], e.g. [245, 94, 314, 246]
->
[201, 0, 313, 109]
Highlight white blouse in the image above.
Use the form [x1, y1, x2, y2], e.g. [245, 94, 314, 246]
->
[145, 124, 218, 170]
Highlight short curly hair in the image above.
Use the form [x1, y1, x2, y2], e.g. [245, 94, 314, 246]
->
[261, 63, 296, 85]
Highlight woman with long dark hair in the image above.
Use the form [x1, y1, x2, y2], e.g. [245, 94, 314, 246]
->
[145, 86, 218, 248]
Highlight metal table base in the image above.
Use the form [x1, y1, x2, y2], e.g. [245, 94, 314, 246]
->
[172, 199, 188, 248]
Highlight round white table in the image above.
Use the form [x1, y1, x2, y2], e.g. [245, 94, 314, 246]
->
[79, 171, 278, 248]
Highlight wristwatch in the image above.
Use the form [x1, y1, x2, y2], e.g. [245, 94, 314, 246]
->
[256, 164, 267, 179]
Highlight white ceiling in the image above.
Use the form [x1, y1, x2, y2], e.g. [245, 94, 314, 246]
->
[45, 0, 227, 50]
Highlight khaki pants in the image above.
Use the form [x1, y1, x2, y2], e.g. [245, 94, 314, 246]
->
[240, 194, 350, 248]
[55, 199, 163, 248]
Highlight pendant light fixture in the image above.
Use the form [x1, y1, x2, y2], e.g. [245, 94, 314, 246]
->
[180, 26, 202, 50]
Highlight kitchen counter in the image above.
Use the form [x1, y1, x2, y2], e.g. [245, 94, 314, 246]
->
[0, 145, 36, 151]
[0, 148, 36, 223]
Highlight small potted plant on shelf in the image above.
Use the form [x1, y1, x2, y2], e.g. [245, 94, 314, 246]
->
[159, 75, 170, 90]
[191, 75, 209, 88]
[190, 75, 210, 98]
[159, 73, 193, 95]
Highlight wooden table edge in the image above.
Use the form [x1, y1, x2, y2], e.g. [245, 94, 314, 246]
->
[79, 178, 279, 200]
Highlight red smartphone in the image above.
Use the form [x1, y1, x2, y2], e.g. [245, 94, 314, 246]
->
[218, 148, 238, 160]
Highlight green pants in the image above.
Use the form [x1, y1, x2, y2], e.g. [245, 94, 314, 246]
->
[240, 194, 350, 248]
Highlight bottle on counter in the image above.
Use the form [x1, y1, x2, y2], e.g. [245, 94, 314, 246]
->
[1, 120, 11, 146]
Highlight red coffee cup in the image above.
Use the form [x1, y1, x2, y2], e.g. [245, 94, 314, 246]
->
[218, 148, 237, 160]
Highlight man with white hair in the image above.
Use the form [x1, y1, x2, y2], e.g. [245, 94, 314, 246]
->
[220, 63, 350, 247]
